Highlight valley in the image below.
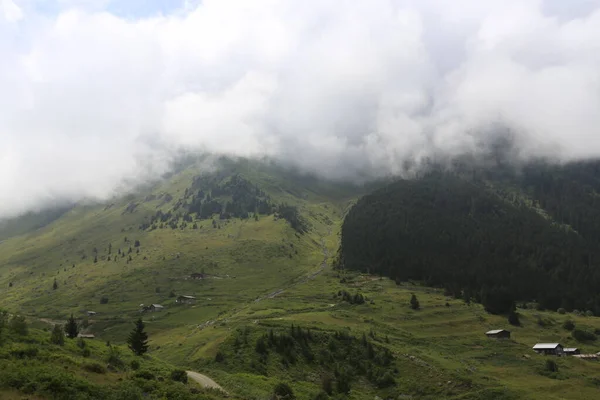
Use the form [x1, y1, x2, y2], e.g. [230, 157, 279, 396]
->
[1, 158, 600, 399]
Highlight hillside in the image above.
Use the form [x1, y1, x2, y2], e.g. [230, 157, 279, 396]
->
[339, 162, 600, 314]
[0, 313, 224, 400]
[3, 158, 600, 399]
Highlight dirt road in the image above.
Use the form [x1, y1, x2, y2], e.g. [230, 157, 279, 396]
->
[186, 371, 225, 392]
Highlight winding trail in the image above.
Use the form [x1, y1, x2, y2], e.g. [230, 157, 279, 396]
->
[186, 371, 226, 392]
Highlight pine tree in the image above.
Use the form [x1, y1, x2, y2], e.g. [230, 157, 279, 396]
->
[53, 278, 58, 290]
[410, 293, 420, 310]
[93, 255, 98, 263]
[50, 324, 65, 345]
[65, 314, 79, 339]
[127, 318, 149, 356]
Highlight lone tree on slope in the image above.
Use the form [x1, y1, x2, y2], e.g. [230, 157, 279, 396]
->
[410, 293, 420, 310]
[65, 314, 79, 339]
[127, 318, 149, 356]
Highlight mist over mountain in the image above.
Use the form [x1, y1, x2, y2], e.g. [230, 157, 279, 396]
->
[2, 0, 600, 218]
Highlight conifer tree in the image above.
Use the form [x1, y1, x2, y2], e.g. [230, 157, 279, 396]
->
[127, 318, 149, 356]
[65, 314, 79, 339]
[410, 293, 420, 310]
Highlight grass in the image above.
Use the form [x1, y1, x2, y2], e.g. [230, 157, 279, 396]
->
[1, 158, 600, 399]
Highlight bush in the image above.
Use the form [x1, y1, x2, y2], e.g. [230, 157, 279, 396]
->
[562, 320, 575, 331]
[545, 359, 558, 373]
[508, 311, 520, 326]
[572, 329, 597, 342]
[83, 362, 106, 374]
[82, 347, 91, 357]
[50, 324, 65, 346]
[134, 370, 155, 380]
[557, 308, 566, 314]
[10, 346, 38, 359]
[313, 392, 329, 400]
[273, 382, 295, 399]
[170, 369, 188, 383]
[130, 360, 140, 370]
[215, 351, 225, 362]
[100, 296, 109, 304]
[585, 310, 594, 317]
[10, 315, 28, 336]
[377, 371, 396, 388]
[106, 346, 125, 370]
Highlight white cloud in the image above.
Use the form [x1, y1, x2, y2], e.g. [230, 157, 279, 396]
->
[1, 0, 600, 217]
[1, 0, 23, 22]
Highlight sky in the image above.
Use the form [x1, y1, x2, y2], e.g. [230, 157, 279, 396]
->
[1, 0, 600, 218]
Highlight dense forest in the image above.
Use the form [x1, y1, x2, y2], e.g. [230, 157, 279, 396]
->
[339, 160, 600, 315]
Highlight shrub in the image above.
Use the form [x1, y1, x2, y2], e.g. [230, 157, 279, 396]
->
[377, 371, 396, 388]
[106, 346, 125, 370]
[130, 360, 140, 370]
[572, 329, 597, 342]
[170, 369, 188, 383]
[508, 311, 520, 326]
[50, 324, 65, 346]
[321, 374, 333, 395]
[100, 296, 109, 304]
[215, 351, 225, 362]
[410, 294, 420, 310]
[83, 362, 106, 374]
[273, 382, 295, 399]
[557, 308, 566, 314]
[134, 370, 155, 380]
[545, 359, 558, 373]
[77, 338, 86, 349]
[10, 346, 38, 359]
[562, 320, 575, 331]
[313, 392, 329, 400]
[10, 315, 28, 336]
[585, 310, 594, 317]
[82, 347, 91, 357]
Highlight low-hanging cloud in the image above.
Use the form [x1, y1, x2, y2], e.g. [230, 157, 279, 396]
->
[1, 0, 600, 218]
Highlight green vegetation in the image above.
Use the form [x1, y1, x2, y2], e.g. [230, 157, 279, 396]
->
[2, 157, 600, 399]
[0, 312, 225, 399]
[127, 318, 149, 356]
[340, 166, 600, 314]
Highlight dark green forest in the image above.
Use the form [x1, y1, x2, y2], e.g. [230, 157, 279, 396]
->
[339, 160, 600, 315]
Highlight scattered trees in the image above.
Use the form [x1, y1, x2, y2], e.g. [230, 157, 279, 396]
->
[127, 318, 149, 356]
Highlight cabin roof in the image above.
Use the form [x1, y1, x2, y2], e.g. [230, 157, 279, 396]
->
[533, 343, 561, 349]
[486, 329, 509, 335]
[151, 304, 164, 308]
[179, 295, 196, 299]
[564, 348, 579, 352]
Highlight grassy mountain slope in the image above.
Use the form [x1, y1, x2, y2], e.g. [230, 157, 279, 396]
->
[3, 158, 600, 399]
[0, 317, 224, 400]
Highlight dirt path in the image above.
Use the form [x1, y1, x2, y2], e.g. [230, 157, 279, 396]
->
[186, 371, 226, 392]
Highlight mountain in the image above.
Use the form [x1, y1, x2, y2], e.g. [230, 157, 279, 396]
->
[3, 157, 600, 399]
[339, 160, 600, 314]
